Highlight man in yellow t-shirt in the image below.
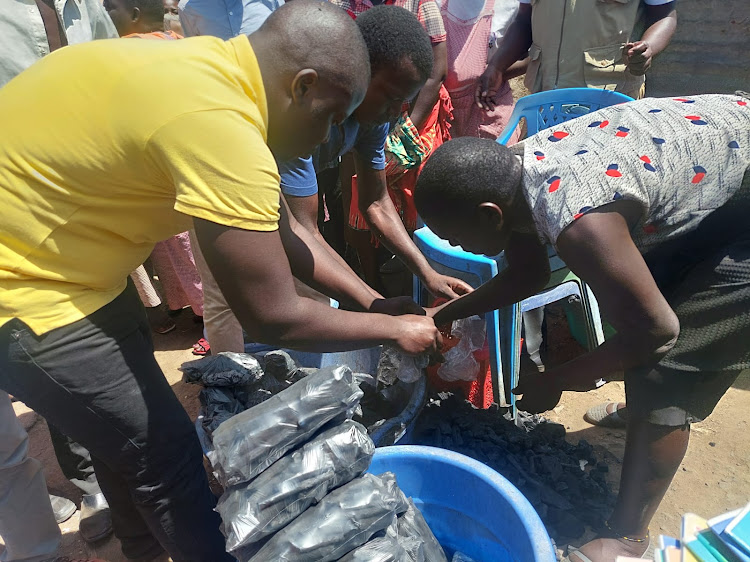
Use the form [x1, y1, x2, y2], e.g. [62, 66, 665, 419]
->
[0, 1, 441, 559]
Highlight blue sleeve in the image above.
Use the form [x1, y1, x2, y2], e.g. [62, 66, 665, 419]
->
[354, 123, 388, 170]
[279, 156, 319, 197]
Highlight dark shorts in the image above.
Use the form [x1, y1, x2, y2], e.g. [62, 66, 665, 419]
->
[626, 194, 750, 426]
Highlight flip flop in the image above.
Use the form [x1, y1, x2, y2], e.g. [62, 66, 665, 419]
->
[192, 337, 210, 356]
[584, 402, 627, 428]
[564, 549, 594, 562]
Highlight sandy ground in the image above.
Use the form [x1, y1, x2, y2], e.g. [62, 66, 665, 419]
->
[8, 308, 748, 561]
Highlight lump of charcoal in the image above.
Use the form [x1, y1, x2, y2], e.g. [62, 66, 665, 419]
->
[181, 352, 264, 387]
[248, 473, 408, 562]
[211, 365, 364, 487]
[530, 421, 566, 441]
[217, 421, 374, 554]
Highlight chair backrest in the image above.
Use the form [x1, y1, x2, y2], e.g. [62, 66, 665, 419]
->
[496, 88, 634, 145]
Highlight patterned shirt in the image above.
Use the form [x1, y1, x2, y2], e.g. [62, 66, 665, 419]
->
[520, 94, 750, 254]
[328, 0, 446, 43]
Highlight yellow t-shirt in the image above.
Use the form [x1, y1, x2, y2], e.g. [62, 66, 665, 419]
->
[0, 35, 280, 335]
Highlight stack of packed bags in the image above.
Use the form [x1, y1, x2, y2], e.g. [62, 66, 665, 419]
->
[200, 359, 454, 562]
[617, 502, 750, 562]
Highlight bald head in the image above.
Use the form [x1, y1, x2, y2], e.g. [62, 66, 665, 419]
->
[250, 0, 371, 160]
[257, 0, 370, 96]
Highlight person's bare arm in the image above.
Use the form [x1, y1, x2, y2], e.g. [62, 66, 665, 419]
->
[285, 192, 381, 299]
[430, 230, 551, 326]
[193, 217, 441, 353]
[624, 2, 677, 75]
[513, 205, 680, 413]
[476, 3, 532, 111]
[355, 155, 473, 300]
[284, 191, 424, 315]
[409, 41, 447, 131]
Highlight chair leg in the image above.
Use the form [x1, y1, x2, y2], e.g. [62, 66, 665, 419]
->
[412, 274, 423, 307]
[486, 309, 504, 407]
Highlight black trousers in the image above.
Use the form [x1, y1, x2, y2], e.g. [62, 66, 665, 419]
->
[48, 422, 102, 497]
[0, 282, 232, 561]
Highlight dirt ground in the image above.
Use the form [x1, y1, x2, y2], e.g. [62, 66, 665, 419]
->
[9, 308, 748, 561]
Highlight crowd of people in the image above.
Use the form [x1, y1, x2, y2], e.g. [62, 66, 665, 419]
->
[2, 1, 749, 562]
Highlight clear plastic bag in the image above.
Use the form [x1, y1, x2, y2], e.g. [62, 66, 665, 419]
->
[181, 352, 264, 387]
[437, 316, 486, 382]
[211, 365, 364, 487]
[451, 553, 478, 562]
[338, 533, 409, 562]
[377, 345, 428, 385]
[397, 499, 448, 562]
[248, 472, 408, 562]
[217, 420, 375, 553]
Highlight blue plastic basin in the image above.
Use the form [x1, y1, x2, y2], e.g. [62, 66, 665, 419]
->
[368, 445, 555, 562]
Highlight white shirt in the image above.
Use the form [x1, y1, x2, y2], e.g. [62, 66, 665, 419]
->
[0, 0, 117, 88]
[178, 0, 284, 39]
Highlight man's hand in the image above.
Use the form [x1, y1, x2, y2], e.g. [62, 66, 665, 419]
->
[370, 296, 425, 317]
[423, 272, 474, 301]
[475, 66, 505, 111]
[393, 315, 443, 355]
[512, 373, 563, 414]
[624, 41, 653, 75]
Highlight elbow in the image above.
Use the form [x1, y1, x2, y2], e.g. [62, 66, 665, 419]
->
[651, 312, 680, 358]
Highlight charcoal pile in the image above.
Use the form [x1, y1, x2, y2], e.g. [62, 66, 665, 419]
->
[201, 361, 448, 561]
[411, 393, 616, 541]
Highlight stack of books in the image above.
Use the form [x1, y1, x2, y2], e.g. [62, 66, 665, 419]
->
[616, 503, 750, 562]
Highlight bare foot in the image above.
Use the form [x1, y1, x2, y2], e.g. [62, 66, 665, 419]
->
[568, 536, 648, 561]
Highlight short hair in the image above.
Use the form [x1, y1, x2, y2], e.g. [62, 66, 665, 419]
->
[259, 0, 370, 95]
[355, 5, 433, 82]
[128, 0, 164, 29]
[415, 138, 522, 220]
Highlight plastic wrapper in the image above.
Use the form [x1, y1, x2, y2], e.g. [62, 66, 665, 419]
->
[397, 499, 448, 562]
[261, 350, 311, 386]
[248, 472, 408, 562]
[211, 365, 364, 486]
[437, 316, 485, 382]
[451, 553, 477, 562]
[217, 420, 375, 553]
[199, 387, 246, 434]
[181, 352, 264, 387]
[377, 345, 428, 385]
[338, 533, 409, 562]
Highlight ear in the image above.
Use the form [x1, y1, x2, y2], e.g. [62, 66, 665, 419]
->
[477, 202, 504, 231]
[290, 69, 319, 107]
[131, 6, 141, 23]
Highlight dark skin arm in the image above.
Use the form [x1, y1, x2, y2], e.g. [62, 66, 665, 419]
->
[513, 204, 680, 413]
[193, 211, 442, 353]
[284, 191, 423, 315]
[624, 2, 677, 76]
[430, 230, 551, 326]
[355, 153, 473, 300]
[409, 41, 447, 131]
[475, 3, 532, 111]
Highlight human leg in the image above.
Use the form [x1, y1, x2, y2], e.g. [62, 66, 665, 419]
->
[0, 285, 232, 561]
[0, 390, 61, 562]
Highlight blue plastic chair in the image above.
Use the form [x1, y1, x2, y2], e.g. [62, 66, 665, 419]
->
[414, 88, 633, 416]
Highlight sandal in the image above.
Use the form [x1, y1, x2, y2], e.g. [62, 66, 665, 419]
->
[584, 402, 627, 429]
[192, 337, 210, 356]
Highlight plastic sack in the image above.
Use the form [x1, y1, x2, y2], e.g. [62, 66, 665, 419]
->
[217, 420, 375, 553]
[437, 316, 486, 382]
[338, 532, 409, 562]
[181, 352, 264, 387]
[451, 553, 478, 562]
[199, 387, 246, 434]
[248, 472, 408, 562]
[397, 499, 448, 562]
[211, 365, 364, 487]
[377, 345, 428, 385]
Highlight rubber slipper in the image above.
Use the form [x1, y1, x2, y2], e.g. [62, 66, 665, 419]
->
[192, 337, 210, 356]
[584, 402, 627, 428]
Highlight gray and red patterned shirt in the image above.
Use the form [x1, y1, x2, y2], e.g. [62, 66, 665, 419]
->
[519, 94, 750, 254]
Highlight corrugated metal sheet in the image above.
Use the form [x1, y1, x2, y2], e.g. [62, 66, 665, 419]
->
[646, 0, 750, 96]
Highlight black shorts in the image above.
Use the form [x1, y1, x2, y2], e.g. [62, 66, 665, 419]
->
[626, 194, 750, 426]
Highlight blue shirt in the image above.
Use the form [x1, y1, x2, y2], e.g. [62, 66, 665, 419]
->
[280, 118, 389, 197]
[178, 0, 284, 38]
